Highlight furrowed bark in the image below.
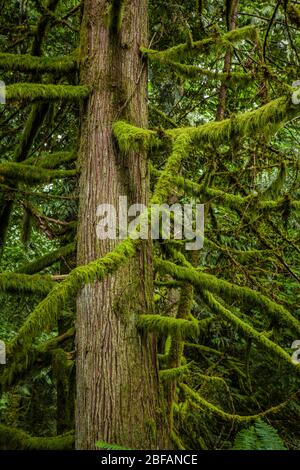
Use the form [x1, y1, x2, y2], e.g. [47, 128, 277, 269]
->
[76, 0, 169, 450]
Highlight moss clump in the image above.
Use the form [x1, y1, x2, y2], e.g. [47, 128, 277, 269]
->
[159, 363, 191, 382]
[180, 383, 293, 423]
[113, 120, 161, 153]
[138, 314, 199, 339]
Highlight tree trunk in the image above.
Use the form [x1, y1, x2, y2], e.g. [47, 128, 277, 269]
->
[76, 0, 167, 450]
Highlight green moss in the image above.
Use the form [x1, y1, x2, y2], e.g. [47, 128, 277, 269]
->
[113, 120, 161, 153]
[0, 425, 74, 450]
[141, 25, 258, 62]
[0, 272, 53, 295]
[7, 238, 136, 358]
[0, 162, 77, 184]
[0, 53, 77, 74]
[180, 383, 293, 423]
[200, 290, 300, 375]
[17, 242, 76, 275]
[159, 363, 191, 382]
[149, 59, 250, 85]
[138, 314, 199, 339]
[25, 151, 76, 169]
[5, 83, 90, 104]
[166, 94, 300, 145]
[155, 258, 300, 335]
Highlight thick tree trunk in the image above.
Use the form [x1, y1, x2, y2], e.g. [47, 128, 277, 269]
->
[76, 0, 167, 450]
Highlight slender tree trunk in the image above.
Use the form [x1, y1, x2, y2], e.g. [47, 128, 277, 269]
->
[76, 0, 168, 450]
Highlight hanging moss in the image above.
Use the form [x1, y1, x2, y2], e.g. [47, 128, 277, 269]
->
[159, 363, 191, 382]
[0, 425, 74, 450]
[180, 383, 294, 423]
[0, 272, 53, 295]
[25, 151, 76, 169]
[200, 290, 300, 374]
[141, 25, 258, 62]
[151, 165, 300, 212]
[7, 238, 136, 357]
[166, 93, 300, 145]
[113, 120, 161, 153]
[155, 258, 300, 335]
[0, 53, 77, 74]
[5, 83, 90, 104]
[149, 60, 250, 85]
[0, 162, 77, 184]
[138, 314, 199, 339]
[17, 242, 76, 275]
[151, 134, 191, 205]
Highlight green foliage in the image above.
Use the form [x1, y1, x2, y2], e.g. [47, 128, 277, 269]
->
[232, 420, 287, 450]
[96, 440, 130, 450]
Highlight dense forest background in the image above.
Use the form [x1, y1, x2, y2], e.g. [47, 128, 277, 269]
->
[0, 0, 299, 450]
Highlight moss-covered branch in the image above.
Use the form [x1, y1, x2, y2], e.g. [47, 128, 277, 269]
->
[138, 314, 199, 339]
[7, 238, 136, 357]
[155, 258, 300, 335]
[0, 426, 74, 450]
[16, 242, 76, 275]
[180, 383, 296, 423]
[151, 165, 300, 212]
[25, 151, 76, 169]
[0, 162, 77, 184]
[0, 272, 53, 295]
[5, 83, 90, 103]
[200, 290, 300, 374]
[0, 53, 77, 74]
[166, 93, 300, 145]
[113, 120, 161, 153]
[141, 25, 258, 62]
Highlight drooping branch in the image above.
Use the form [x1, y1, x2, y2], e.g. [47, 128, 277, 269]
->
[141, 25, 258, 62]
[155, 258, 300, 335]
